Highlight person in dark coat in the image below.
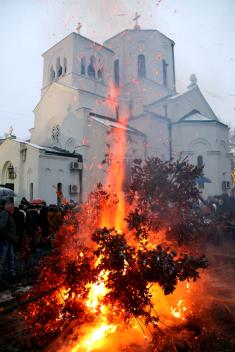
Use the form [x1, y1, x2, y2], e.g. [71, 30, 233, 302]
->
[20, 197, 29, 208]
[0, 200, 17, 281]
[13, 206, 25, 251]
[25, 205, 41, 251]
[39, 202, 49, 238]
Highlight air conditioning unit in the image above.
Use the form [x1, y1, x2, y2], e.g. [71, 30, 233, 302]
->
[222, 181, 230, 191]
[69, 184, 80, 194]
[70, 161, 82, 170]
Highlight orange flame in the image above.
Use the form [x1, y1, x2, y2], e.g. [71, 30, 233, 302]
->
[71, 323, 118, 352]
[170, 299, 188, 320]
[100, 82, 127, 233]
[86, 270, 109, 311]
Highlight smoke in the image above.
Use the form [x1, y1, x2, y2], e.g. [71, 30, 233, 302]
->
[53, 0, 159, 43]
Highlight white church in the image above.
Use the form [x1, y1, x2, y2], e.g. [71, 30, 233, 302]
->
[0, 20, 232, 205]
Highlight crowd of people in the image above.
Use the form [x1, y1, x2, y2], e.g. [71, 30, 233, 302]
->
[200, 193, 235, 224]
[0, 197, 77, 288]
[1, 193, 235, 289]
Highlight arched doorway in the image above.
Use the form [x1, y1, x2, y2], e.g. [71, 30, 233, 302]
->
[57, 182, 63, 206]
[1, 161, 16, 190]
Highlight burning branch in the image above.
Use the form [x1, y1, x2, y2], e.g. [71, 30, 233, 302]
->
[19, 158, 208, 350]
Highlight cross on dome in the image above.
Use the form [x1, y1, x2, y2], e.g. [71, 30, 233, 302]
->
[133, 12, 141, 30]
[76, 22, 82, 34]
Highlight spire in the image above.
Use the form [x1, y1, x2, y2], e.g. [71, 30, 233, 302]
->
[8, 126, 13, 136]
[133, 12, 141, 30]
[76, 22, 82, 34]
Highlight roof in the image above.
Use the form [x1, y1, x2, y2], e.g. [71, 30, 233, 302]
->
[168, 86, 218, 121]
[167, 86, 196, 101]
[175, 109, 228, 128]
[3, 139, 82, 160]
[145, 87, 198, 109]
[42, 32, 114, 57]
[77, 33, 114, 53]
[147, 85, 220, 123]
[89, 113, 146, 137]
[180, 110, 215, 122]
[37, 81, 110, 112]
[145, 94, 174, 108]
[130, 110, 171, 123]
[104, 29, 175, 46]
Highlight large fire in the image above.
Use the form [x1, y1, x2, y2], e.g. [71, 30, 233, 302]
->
[21, 83, 207, 352]
[66, 109, 129, 351]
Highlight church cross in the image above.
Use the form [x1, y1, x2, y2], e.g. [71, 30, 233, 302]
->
[133, 12, 141, 30]
[76, 22, 82, 34]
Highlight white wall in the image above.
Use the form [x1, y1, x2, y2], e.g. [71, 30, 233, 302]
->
[104, 30, 176, 120]
[104, 30, 175, 90]
[167, 86, 217, 122]
[129, 112, 170, 160]
[172, 121, 231, 197]
[38, 153, 81, 204]
[42, 33, 73, 91]
[0, 139, 40, 204]
[42, 33, 114, 98]
[81, 115, 146, 199]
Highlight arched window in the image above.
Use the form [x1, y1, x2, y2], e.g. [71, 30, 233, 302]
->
[81, 57, 86, 75]
[114, 59, 119, 87]
[63, 57, 67, 74]
[162, 59, 168, 87]
[49, 66, 55, 82]
[97, 68, 103, 81]
[29, 182, 33, 201]
[197, 155, 204, 168]
[87, 55, 96, 79]
[56, 57, 62, 78]
[138, 54, 146, 79]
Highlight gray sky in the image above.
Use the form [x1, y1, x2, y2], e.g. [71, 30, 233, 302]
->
[0, 0, 235, 139]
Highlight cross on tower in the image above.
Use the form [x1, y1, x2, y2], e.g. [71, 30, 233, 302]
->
[133, 12, 141, 30]
[76, 22, 82, 34]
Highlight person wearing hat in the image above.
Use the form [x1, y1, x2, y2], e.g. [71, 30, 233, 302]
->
[0, 199, 17, 282]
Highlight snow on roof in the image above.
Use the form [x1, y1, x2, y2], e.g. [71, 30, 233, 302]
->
[167, 87, 195, 101]
[42, 32, 114, 57]
[179, 109, 218, 122]
[11, 138, 49, 150]
[89, 115, 145, 136]
[105, 29, 174, 45]
[10, 139, 80, 156]
[182, 112, 214, 122]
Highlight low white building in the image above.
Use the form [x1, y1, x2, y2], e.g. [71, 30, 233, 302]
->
[0, 25, 232, 204]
